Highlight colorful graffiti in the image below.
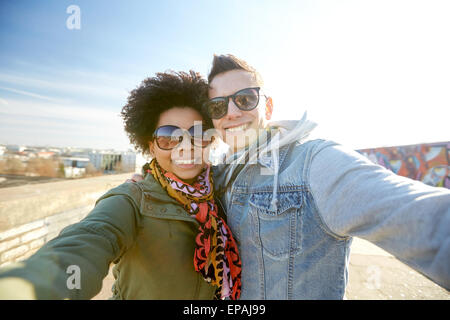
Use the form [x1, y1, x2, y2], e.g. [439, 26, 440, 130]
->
[358, 142, 450, 189]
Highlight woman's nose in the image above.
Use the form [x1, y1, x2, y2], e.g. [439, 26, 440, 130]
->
[173, 134, 194, 157]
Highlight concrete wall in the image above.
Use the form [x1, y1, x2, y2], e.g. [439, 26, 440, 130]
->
[0, 173, 132, 267]
[358, 141, 450, 188]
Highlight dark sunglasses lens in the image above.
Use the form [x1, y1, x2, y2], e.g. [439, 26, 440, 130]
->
[192, 137, 211, 147]
[188, 125, 213, 148]
[205, 99, 227, 119]
[155, 126, 182, 150]
[234, 88, 259, 110]
[156, 136, 181, 150]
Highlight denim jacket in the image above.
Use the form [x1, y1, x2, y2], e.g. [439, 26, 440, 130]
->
[213, 138, 450, 299]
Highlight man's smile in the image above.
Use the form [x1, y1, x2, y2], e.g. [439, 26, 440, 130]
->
[224, 122, 251, 133]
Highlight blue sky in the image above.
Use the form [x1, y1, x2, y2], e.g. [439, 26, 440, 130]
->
[1, 0, 449, 151]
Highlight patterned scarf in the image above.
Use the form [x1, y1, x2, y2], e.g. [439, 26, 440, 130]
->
[146, 159, 242, 300]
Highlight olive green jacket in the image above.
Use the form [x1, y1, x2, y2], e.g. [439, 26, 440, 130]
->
[0, 174, 216, 300]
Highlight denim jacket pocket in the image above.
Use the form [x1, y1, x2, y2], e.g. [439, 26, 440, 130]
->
[248, 190, 303, 259]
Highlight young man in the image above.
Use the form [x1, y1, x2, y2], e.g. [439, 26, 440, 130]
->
[201, 54, 450, 299]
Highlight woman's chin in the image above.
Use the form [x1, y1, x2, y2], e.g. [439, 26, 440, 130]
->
[174, 163, 196, 169]
[172, 165, 204, 183]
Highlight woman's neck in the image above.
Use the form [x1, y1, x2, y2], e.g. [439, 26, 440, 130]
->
[182, 177, 196, 185]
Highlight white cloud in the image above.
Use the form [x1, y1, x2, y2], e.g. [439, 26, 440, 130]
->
[0, 98, 121, 125]
[0, 86, 70, 104]
[0, 72, 129, 101]
[0, 107, 131, 150]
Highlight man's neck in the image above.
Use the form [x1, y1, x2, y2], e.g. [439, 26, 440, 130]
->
[225, 126, 273, 163]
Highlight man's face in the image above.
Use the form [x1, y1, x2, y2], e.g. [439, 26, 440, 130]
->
[208, 70, 266, 153]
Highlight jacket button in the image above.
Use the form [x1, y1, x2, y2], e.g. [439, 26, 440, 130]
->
[147, 204, 152, 210]
[161, 208, 167, 213]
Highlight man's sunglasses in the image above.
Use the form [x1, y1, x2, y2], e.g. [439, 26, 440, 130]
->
[153, 124, 213, 150]
[203, 87, 261, 119]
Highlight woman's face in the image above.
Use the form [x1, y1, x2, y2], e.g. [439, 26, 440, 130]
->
[149, 107, 209, 183]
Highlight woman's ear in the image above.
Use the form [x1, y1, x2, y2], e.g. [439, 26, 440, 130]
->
[148, 141, 155, 158]
[265, 97, 274, 120]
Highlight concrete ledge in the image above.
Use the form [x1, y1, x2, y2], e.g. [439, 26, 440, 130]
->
[0, 173, 133, 267]
[0, 206, 93, 267]
[0, 173, 132, 232]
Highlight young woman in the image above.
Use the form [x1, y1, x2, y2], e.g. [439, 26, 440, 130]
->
[0, 71, 241, 300]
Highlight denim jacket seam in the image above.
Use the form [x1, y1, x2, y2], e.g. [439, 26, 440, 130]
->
[233, 185, 307, 194]
[304, 185, 350, 241]
[341, 243, 350, 297]
[287, 207, 298, 299]
[250, 208, 266, 299]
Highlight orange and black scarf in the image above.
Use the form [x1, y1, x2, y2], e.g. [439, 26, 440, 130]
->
[146, 159, 241, 300]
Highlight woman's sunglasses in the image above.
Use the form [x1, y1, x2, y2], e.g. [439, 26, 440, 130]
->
[153, 124, 213, 150]
[203, 87, 261, 119]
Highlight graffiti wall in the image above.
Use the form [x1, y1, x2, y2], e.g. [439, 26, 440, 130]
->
[357, 141, 450, 189]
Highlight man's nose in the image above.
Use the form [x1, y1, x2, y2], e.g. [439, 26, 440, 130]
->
[226, 99, 243, 118]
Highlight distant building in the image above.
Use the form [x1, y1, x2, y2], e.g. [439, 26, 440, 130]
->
[63, 167, 86, 178]
[59, 156, 90, 178]
[88, 151, 136, 173]
[60, 157, 91, 169]
[37, 152, 55, 159]
[5, 145, 24, 153]
[135, 153, 150, 174]
[47, 148, 63, 156]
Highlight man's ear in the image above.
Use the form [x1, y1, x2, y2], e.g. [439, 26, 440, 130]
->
[265, 97, 273, 120]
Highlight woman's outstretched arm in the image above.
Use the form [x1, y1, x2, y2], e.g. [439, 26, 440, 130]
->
[0, 188, 140, 300]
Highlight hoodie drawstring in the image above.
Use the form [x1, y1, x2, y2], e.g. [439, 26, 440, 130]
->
[270, 148, 279, 211]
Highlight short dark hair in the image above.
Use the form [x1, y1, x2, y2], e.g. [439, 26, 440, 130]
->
[121, 70, 210, 155]
[207, 54, 263, 85]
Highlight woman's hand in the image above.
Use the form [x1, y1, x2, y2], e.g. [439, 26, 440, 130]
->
[126, 173, 144, 183]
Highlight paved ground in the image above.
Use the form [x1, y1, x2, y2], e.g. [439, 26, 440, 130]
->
[93, 237, 450, 300]
[345, 238, 449, 299]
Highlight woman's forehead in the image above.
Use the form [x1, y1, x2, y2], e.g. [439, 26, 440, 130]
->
[157, 107, 203, 128]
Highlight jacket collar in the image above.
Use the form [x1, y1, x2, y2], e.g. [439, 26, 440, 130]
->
[257, 143, 290, 172]
[137, 171, 198, 223]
